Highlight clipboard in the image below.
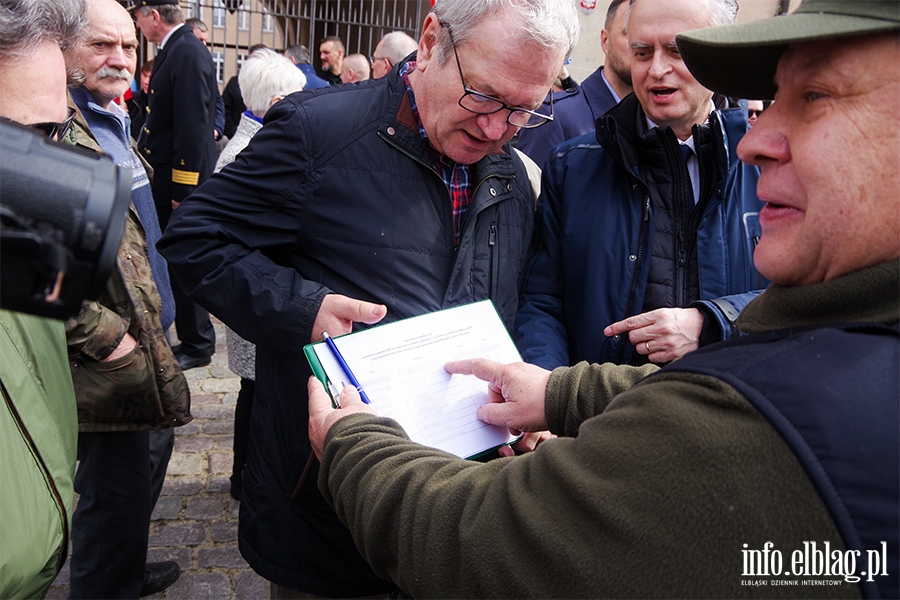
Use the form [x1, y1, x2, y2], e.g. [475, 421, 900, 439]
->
[304, 300, 523, 459]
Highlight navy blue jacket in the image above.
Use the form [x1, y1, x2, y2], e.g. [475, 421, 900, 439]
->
[515, 66, 619, 169]
[515, 94, 764, 369]
[297, 63, 329, 89]
[158, 65, 536, 595]
[139, 24, 218, 208]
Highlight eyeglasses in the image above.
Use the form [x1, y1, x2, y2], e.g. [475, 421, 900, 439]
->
[370, 54, 393, 68]
[0, 107, 77, 142]
[443, 24, 553, 129]
[748, 109, 763, 118]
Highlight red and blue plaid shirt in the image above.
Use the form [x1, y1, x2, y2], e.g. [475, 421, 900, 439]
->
[400, 61, 471, 248]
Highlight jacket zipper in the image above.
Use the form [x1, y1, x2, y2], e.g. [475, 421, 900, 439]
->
[377, 131, 514, 303]
[674, 140, 690, 309]
[488, 223, 498, 300]
[1, 380, 70, 573]
[616, 192, 651, 364]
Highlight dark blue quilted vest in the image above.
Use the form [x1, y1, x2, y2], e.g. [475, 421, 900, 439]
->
[659, 323, 899, 599]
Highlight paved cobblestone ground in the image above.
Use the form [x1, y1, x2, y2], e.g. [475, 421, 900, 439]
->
[47, 318, 270, 599]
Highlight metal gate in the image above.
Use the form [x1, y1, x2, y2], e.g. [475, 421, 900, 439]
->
[163, 0, 430, 88]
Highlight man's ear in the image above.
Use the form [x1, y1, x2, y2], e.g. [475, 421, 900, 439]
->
[416, 13, 441, 69]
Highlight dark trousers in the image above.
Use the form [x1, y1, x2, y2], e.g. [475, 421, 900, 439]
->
[231, 377, 255, 494]
[69, 430, 174, 599]
[170, 268, 216, 358]
[70, 432, 149, 599]
[155, 194, 216, 359]
[149, 428, 175, 507]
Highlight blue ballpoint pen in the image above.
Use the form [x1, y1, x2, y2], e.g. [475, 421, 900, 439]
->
[322, 332, 371, 404]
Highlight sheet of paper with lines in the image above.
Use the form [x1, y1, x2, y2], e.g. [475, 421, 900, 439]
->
[310, 300, 522, 458]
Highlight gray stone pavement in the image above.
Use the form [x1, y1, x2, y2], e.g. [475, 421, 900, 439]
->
[47, 318, 270, 599]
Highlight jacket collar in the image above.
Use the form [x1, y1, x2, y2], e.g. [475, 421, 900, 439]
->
[595, 93, 746, 184]
[738, 259, 900, 334]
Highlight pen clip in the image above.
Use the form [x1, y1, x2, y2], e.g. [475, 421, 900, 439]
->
[326, 378, 341, 408]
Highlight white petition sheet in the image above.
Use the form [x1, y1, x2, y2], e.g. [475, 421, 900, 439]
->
[312, 300, 522, 458]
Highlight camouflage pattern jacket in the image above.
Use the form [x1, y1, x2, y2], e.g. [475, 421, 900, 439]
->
[65, 102, 191, 432]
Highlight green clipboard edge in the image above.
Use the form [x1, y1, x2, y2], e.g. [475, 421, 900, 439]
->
[303, 343, 338, 408]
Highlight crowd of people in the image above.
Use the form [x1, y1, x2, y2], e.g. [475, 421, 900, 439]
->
[0, 0, 897, 598]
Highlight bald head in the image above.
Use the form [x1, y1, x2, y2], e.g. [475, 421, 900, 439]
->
[340, 53, 370, 83]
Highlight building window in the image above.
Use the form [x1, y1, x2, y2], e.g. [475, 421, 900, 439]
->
[212, 0, 226, 28]
[186, 0, 201, 20]
[212, 50, 225, 83]
[237, 9, 249, 30]
[262, 10, 273, 32]
[237, 52, 248, 72]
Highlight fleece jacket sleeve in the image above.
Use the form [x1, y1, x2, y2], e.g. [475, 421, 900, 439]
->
[318, 369, 856, 599]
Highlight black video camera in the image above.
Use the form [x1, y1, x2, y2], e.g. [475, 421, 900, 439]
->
[0, 120, 131, 320]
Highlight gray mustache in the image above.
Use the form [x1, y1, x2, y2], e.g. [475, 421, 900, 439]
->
[97, 67, 131, 81]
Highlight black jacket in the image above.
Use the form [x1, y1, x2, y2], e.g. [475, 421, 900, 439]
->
[139, 24, 218, 209]
[221, 75, 244, 140]
[158, 64, 536, 595]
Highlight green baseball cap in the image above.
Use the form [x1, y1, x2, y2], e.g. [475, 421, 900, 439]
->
[676, 0, 900, 100]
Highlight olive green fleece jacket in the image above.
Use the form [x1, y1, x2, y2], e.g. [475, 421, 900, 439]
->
[319, 260, 899, 599]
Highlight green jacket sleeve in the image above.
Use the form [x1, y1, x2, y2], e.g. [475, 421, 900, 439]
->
[319, 371, 854, 599]
[545, 361, 658, 436]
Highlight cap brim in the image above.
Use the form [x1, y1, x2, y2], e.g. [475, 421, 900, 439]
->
[677, 14, 898, 100]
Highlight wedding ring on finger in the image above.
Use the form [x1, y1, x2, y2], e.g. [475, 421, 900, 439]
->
[645, 341, 653, 354]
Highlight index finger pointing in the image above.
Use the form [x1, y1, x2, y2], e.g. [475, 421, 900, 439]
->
[444, 358, 501, 383]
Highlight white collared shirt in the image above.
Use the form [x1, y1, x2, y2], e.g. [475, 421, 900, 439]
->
[600, 69, 622, 104]
[159, 22, 184, 50]
[645, 99, 714, 205]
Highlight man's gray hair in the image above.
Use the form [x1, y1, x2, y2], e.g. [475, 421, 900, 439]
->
[0, 0, 85, 59]
[239, 47, 306, 113]
[430, 0, 579, 66]
[283, 44, 311, 65]
[628, 0, 737, 28]
[185, 17, 207, 33]
[707, 0, 738, 26]
[378, 31, 419, 64]
[138, 3, 183, 25]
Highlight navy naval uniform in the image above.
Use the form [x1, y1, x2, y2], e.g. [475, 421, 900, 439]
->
[139, 22, 216, 359]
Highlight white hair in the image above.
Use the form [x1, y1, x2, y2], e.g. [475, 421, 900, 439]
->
[377, 31, 418, 64]
[706, 0, 738, 26]
[627, 0, 737, 28]
[431, 0, 579, 65]
[238, 48, 306, 114]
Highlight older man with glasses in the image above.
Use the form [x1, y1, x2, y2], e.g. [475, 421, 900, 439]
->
[306, 0, 899, 597]
[370, 31, 420, 79]
[0, 1, 83, 597]
[159, 0, 578, 597]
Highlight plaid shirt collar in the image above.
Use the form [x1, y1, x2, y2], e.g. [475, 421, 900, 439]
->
[400, 60, 472, 248]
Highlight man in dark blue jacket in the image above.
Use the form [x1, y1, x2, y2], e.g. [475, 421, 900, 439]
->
[515, 0, 764, 370]
[158, 0, 579, 596]
[283, 44, 330, 90]
[515, 0, 632, 168]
